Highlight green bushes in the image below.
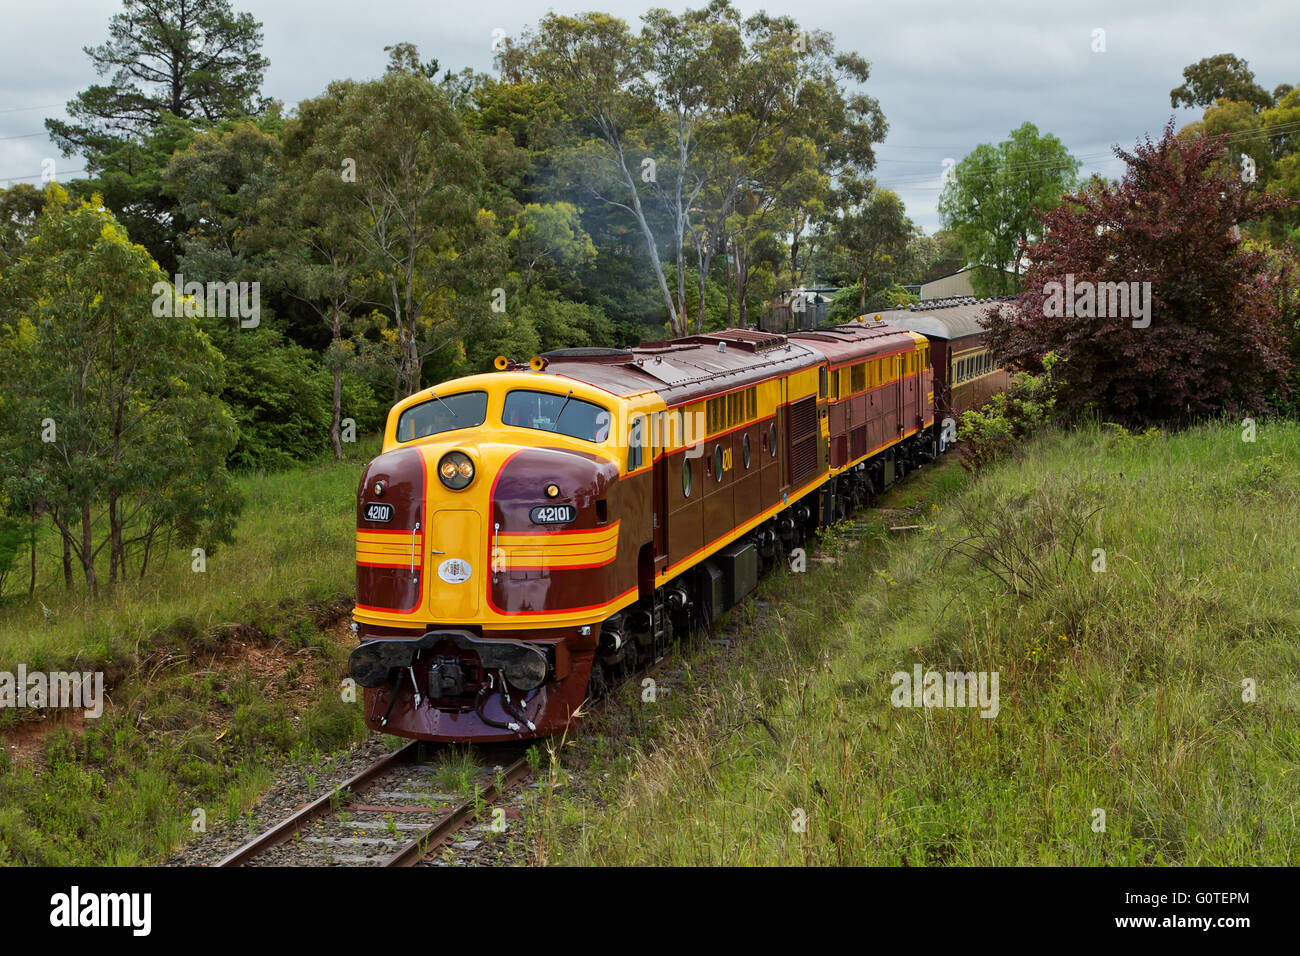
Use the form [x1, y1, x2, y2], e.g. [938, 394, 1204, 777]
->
[957, 353, 1059, 469]
[202, 318, 384, 471]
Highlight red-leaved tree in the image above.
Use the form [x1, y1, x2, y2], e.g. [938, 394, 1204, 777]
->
[984, 121, 1294, 425]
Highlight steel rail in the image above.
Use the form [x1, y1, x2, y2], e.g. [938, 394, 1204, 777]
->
[384, 755, 531, 867]
[216, 741, 419, 867]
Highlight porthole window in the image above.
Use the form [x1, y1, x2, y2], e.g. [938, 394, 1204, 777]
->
[743, 433, 752, 469]
[682, 458, 692, 498]
[714, 443, 724, 483]
[768, 422, 777, 457]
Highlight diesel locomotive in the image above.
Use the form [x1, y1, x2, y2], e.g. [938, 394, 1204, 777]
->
[347, 298, 1007, 743]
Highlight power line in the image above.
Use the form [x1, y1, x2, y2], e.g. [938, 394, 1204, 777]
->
[0, 169, 88, 184]
[0, 104, 64, 114]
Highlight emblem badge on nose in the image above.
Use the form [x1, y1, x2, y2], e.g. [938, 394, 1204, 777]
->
[438, 559, 472, 584]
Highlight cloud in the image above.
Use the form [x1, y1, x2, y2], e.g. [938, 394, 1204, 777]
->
[3, 0, 1293, 233]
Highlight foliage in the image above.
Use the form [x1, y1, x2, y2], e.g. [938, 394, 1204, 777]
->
[830, 182, 915, 308]
[499, 1, 885, 334]
[1170, 53, 1273, 111]
[319, 67, 502, 399]
[0, 514, 25, 598]
[984, 123, 1294, 425]
[164, 119, 283, 281]
[957, 356, 1059, 470]
[939, 122, 1079, 296]
[199, 318, 366, 471]
[906, 229, 966, 284]
[0, 191, 240, 594]
[1178, 88, 1300, 239]
[46, 0, 268, 151]
[46, 0, 272, 272]
[0, 185, 47, 268]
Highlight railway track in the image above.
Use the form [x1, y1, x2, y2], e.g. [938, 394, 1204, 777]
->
[217, 742, 531, 867]
[216, 511, 904, 868]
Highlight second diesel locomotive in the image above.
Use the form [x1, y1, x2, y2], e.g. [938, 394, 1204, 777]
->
[348, 299, 1003, 743]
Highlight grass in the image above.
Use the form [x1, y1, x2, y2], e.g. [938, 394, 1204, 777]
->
[0, 437, 380, 676]
[0, 443, 380, 865]
[532, 418, 1300, 865]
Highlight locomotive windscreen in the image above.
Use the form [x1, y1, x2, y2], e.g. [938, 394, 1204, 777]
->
[396, 390, 488, 442]
[502, 389, 610, 443]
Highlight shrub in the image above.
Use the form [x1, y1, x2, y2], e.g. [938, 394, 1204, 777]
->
[958, 353, 1059, 469]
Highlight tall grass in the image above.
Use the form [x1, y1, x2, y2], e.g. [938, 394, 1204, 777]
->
[0, 446, 375, 673]
[539, 420, 1300, 865]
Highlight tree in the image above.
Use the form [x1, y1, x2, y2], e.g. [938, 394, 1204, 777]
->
[46, 0, 269, 156]
[1170, 54, 1272, 112]
[318, 65, 500, 398]
[983, 123, 1294, 425]
[0, 184, 47, 267]
[164, 120, 282, 281]
[907, 229, 965, 284]
[46, 0, 271, 272]
[0, 189, 240, 594]
[275, 103, 377, 459]
[831, 180, 915, 308]
[499, 10, 703, 337]
[500, 2, 884, 335]
[1178, 83, 1300, 241]
[939, 122, 1079, 296]
[509, 202, 597, 292]
[709, 14, 883, 328]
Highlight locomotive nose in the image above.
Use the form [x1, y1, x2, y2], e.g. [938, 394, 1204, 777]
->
[354, 440, 491, 620]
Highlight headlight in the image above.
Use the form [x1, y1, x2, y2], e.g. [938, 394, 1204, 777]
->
[438, 451, 474, 490]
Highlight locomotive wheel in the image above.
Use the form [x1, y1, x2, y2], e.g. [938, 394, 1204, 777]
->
[586, 659, 611, 701]
[618, 639, 639, 683]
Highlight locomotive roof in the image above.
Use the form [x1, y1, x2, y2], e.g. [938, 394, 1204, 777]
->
[541, 329, 823, 405]
[870, 297, 1009, 340]
[786, 322, 919, 364]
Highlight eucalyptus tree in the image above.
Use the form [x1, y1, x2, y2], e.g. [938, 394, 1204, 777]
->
[707, 15, 885, 327]
[499, 10, 706, 336]
[499, 2, 885, 335]
[277, 100, 377, 458]
[832, 179, 916, 309]
[320, 60, 502, 399]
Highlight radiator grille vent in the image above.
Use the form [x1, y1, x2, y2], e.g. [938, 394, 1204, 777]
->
[788, 396, 817, 438]
[790, 435, 819, 486]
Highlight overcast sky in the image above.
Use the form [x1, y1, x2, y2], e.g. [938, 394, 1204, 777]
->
[1, 0, 1296, 232]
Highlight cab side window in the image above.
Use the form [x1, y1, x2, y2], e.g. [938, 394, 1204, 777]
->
[628, 417, 644, 471]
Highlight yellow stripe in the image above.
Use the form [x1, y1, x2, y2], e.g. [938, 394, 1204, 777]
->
[499, 544, 618, 570]
[496, 523, 618, 548]
[356, 529, 423, 567]
[356, 530, 421, 546]
[496, 522, 619, 570]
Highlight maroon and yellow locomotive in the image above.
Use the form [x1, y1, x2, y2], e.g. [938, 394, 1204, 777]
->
[349, 302, 1000, 743]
